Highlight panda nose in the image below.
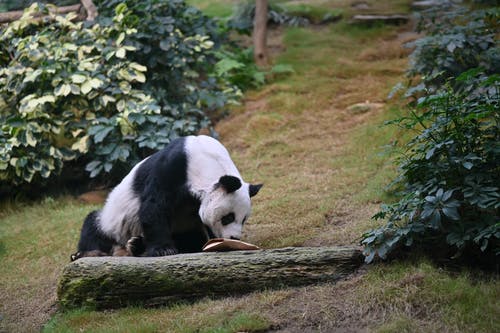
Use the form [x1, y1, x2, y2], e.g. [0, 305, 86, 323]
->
[230, 236, 240, 240]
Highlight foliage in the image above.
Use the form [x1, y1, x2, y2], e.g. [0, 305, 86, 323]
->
[227, 0, 309, 33]
[0, 1, 236, 189]
[363, 73, 499, 263]
[0, 0, 79, 12]
[408, 7, 499, 93]
[214, 47, 294, 90]
[281, 4, 342, 24]
[362, 4, 500, 264]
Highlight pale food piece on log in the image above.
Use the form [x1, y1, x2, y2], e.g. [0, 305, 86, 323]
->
[202, 238, 260, 252]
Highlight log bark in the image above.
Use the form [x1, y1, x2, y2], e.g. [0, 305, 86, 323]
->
[253, 0, 268, 67]
[58, 246, 364, 309]
[351, 14, 410, 26]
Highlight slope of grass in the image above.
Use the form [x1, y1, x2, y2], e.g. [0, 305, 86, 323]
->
[1, 1, 498, 332]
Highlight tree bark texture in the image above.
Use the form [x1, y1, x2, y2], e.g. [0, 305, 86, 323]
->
[80, 0, 98, 21]
[253, 0, 268, 67]
[58, 246, 364, 309]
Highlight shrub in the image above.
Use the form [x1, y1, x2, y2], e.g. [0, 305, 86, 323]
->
[408, 7, 499, 93]
[0, 2, 236, 190]
[96, 0, 235, 117]
[362, 72, 499, 263]
[362, 5, 500, 265]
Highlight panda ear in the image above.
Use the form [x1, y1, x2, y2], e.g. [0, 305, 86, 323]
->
[217, 175, 242, 194]
[249, 184, 263, 197]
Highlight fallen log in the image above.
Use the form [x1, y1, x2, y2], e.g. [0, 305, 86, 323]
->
[58, 246, 364, 309]
[351, 14, 410, 26]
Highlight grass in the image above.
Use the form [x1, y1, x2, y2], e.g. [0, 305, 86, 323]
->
[1, 1, 499, 332]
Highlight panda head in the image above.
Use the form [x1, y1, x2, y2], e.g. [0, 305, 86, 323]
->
[198, 175, 262, 240]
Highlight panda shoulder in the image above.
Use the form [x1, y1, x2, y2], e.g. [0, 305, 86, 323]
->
[185, 135, 229, 156]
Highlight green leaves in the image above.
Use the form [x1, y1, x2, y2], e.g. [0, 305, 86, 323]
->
[362, 5, 500, 264]
[0, 0, 237, 188]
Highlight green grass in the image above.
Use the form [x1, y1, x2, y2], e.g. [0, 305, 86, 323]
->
[186, 0, 235, 18]
[281, 3, 343, 24]
[1, 1, 499, 332]
[44, 306, 269, 333]
[365, 261, 500, 333]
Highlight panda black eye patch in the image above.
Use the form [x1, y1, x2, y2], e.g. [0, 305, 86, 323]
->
[221, 212, 235, 226]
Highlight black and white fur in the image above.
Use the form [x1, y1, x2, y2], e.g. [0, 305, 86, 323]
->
[71, 135, 262, 260]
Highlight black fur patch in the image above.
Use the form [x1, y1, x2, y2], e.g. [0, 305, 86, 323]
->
[76, 210, 116, 258]
[249, 184, 263, 197]
[217, 175, 242, 193]
[131, 137, 210, 256]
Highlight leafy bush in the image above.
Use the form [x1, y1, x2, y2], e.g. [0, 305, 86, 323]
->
[408, 7, 499, 93]
[362, 5, 500, 264]
[0, 0, 79, 12]
[363, 72, 499, 262]
[96, 0, 235, 116]
[214, 47, 294, 90]
[0, 2, 236, 190]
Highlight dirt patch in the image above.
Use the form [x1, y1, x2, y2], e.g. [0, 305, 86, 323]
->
[260, 269, 373, 332]
[1, 282, 57, 333]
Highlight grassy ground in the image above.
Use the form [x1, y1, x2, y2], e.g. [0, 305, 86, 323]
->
[1, 1, 499, 332]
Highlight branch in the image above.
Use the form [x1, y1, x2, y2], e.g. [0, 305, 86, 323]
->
[80, 0, 98, 21]
[0, 1, 99, 24]
[0, 4, 82, 24]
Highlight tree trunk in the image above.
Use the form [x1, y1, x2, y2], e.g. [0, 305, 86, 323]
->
[253, 0, 268, 67]
[58, 246, 364, 309]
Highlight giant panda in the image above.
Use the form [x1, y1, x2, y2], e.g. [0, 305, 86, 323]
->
[71, 135, 262, 260]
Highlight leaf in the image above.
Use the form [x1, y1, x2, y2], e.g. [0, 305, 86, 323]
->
[81, 80, 93, 95]
[447, 42, 456, 52]
[54, 84, 71, 97]
[89, 165, 103, 178]
[85, 160, 101, 172]
[101, 95, 116, 107]
[92, 127, 113, 143]
[71, 74, 87, 83]
[116, 48, 126, 59]
[71, 136, 89, 153]
[425, 147, 436, 160]
[89, 78, 103, 89]
[129, 62, 147, 72]
[25, 131, 36, 147]
[442, 206, 460, 220]
[116, 32, 125, 46]
[215, 58, 244, 76]
[462, 161, 473, 170]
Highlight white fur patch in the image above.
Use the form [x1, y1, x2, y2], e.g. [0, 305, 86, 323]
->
[185, 135, 252, 239]
[99, 158, 148, 244]
[185, 135, 242, 193]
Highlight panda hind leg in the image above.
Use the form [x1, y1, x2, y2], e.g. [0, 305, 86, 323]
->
[72, 210, 116, 261]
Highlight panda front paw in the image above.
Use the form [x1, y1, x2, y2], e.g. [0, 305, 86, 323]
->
[126, 236, 145, 256]
[147, 246, 179, 257]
